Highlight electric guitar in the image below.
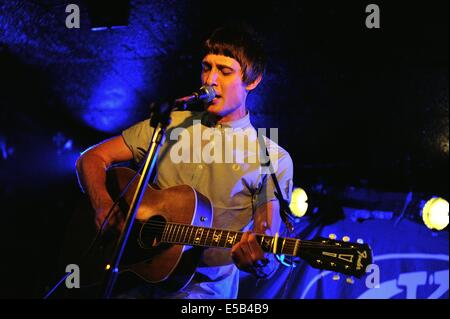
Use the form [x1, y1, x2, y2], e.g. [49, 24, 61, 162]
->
[61, 167, 372, 296]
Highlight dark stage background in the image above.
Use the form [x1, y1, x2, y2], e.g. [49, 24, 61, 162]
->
[0, 1, 448, 299]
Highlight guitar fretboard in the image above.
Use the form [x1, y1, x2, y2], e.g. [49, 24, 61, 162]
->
[160, 222, 300, 256]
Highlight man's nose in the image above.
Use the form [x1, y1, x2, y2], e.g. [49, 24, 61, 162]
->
[205, 70, 218, 86]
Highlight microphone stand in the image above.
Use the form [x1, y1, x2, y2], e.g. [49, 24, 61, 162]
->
[102, 102, 172, 299]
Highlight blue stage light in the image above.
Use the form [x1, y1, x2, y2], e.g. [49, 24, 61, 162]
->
[84, 59, 145, 133]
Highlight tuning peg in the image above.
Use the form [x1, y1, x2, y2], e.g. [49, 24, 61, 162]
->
[357, 238, 364, 244]
[332, 273, 340, 281]
[346, 276, 354, 284]
[342, 236, 350, 242]
[328, 233, 337, 240]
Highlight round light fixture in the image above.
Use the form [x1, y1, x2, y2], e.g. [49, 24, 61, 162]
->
[289, 187, 308, 217]
[422, 197, 449, 231]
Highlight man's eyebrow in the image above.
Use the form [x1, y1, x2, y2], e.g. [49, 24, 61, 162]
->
[201, 61, 235, 70]
[217, 64, 235, 70]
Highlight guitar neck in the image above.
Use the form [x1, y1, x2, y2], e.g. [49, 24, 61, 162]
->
[161, 222, 301, 256]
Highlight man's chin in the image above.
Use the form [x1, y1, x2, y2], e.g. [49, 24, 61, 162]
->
[205, 104, 223, 115]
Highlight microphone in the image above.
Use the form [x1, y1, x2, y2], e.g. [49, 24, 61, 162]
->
[174, 85, 216, 109]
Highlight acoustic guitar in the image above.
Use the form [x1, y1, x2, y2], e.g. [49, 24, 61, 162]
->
[59, 167, 372, 297]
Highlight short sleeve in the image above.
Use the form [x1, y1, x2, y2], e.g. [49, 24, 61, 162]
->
[121, 119, 154, 164]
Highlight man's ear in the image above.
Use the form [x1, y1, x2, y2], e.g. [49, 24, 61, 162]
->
[245, 74, 262, 91]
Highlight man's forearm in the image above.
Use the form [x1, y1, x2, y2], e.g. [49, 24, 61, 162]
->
[75, 152, 111, 205]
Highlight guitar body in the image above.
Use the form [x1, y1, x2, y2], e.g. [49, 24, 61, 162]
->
[60, 167, 213, 297]
[58, 167, 372, 298]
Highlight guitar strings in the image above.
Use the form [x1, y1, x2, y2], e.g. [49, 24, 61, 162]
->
[139, 222, 356, 250]
[128, 219, 360, 251]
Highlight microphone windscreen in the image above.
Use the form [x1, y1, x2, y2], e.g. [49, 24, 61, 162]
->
[198, 85, 216, 103]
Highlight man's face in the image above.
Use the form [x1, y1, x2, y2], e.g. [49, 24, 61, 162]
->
[201, 54, 248, 119]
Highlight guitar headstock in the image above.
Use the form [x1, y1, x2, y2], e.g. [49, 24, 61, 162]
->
[298, 235, 373, 278]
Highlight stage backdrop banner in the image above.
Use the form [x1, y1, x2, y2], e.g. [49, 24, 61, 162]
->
[239, 216, 449, 299]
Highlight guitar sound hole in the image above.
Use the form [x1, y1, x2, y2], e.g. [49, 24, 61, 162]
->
[137, 215, 166, 249]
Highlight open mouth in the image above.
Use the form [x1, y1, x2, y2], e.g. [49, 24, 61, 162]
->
[210, 95, 221, 104]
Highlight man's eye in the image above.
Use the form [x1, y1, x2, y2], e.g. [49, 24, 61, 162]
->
[221, 69, 233, 75]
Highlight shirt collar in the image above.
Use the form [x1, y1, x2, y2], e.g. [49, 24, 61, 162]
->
[201, 111, 252, 129]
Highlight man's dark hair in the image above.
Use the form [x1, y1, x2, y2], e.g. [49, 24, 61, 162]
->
[203, 23, 266, 85]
